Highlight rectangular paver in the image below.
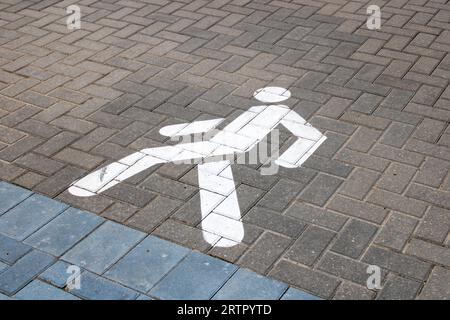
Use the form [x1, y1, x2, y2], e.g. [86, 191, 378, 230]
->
[62, 221, 145, 274]
[0, 181, 32, 216]
[213, 268, 288, 300]
[68, 271, 139, 300]
[149, 251, 238, 300]
[105, 235, 190, 293]
[0, 194, 68, 241]
[0, 233, 31, 264]
[15, 280, 79, 300]
[0, 250, 54, 295]
[24, 207, 104, 256]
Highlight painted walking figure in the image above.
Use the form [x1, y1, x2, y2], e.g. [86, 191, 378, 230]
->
[69, 87, 327, 247]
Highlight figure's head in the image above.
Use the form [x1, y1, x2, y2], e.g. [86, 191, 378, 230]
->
[253, 86, 291, 103]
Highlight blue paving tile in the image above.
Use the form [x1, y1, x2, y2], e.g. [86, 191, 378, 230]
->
[0, 293, 11, 300]
[0, 233, 31, 264]
[136, 294, 153, 300]
[0, 194, 68, 241]
[39, 261, 75, 288]
[0, 250, 55, 295]
[150, 251, 238, 300]
[105, 235, 190, 293]
[0, 181, 32, 216]
[213, 268, 288, 300]
[0, 261, 6, 273]
[281, 287, 322, 300]
[69, 271, 139, 300]
[62, 221, 145, 274]
[24, 207, 104, 256]
[15, 280, 79, 300]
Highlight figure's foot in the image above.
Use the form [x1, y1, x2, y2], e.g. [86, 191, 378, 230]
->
[253, 86, 291, 103]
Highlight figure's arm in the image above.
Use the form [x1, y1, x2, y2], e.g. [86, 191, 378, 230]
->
[276, 116, 327, 168]
[159, 118, 224, 137]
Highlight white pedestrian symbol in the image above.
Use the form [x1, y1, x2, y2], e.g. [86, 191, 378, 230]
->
[68, 87, 326, 247]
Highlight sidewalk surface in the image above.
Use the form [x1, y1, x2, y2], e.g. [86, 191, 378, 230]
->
[0, 0, 449, 300]
[0, 181, 321, 300]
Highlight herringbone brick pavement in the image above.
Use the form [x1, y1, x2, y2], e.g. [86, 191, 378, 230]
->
[0, 0, 450, 299]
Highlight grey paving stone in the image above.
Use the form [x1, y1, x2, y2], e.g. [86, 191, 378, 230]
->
[54, 148, 104, 171]
[239, 232, 292, 274]
[285, 226, 335, 266]
[331, 219, 378, 259]
[375, 213, 418, 251]
[414, 206, 450, 244]
[15, 152, 66, 176]
[269, 259, 340, 298]
[103, 183, 156, 208]
[285, 202, 347, 231]
[370, 144, 424, 167]
[34, 131, 80, 157]
[368, 189, 428, 218]
[298, 173, 343, 206]
[102, 93, 142, 115]
[327, 195, 388, 224]
[304, 155, 353, 178]
[414, 157, 450, 188]
[34, 165, 86, 197]
[153, 219, 219, 252]
[339, 168, 380, 200]
[127, 196, 182, 232]
[412, 85, 443, 106]
[0, 136, 44, 162]
[56, 190, 114, 215]
[333, 282, 375, 300]
[406, 238, 450, 267]
[418, 267, 450, 300]
[141, 173, 197, 201]
[347, 127, 381, 152]
[380, 122, 415, 147]
[363, 246, 431, 281]
[351, 93, 383, 114]
[318, 252, 379, 286]
[414, 118, 447, 143]
[243, 207, 306, 238]
[381, 89, 414, 110]
[377, 274, 422, 300]
[376, 163, 417, 194]
[257, 179, 304, 212]
[336, 148, 389, 172]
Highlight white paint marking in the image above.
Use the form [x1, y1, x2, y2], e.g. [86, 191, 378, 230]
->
[68, 87, 327, 248]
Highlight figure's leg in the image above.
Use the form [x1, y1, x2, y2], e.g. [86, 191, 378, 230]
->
[69, 139, 234, 197]
[69, 147, 175, 197]
[197, 160, 244, 247]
